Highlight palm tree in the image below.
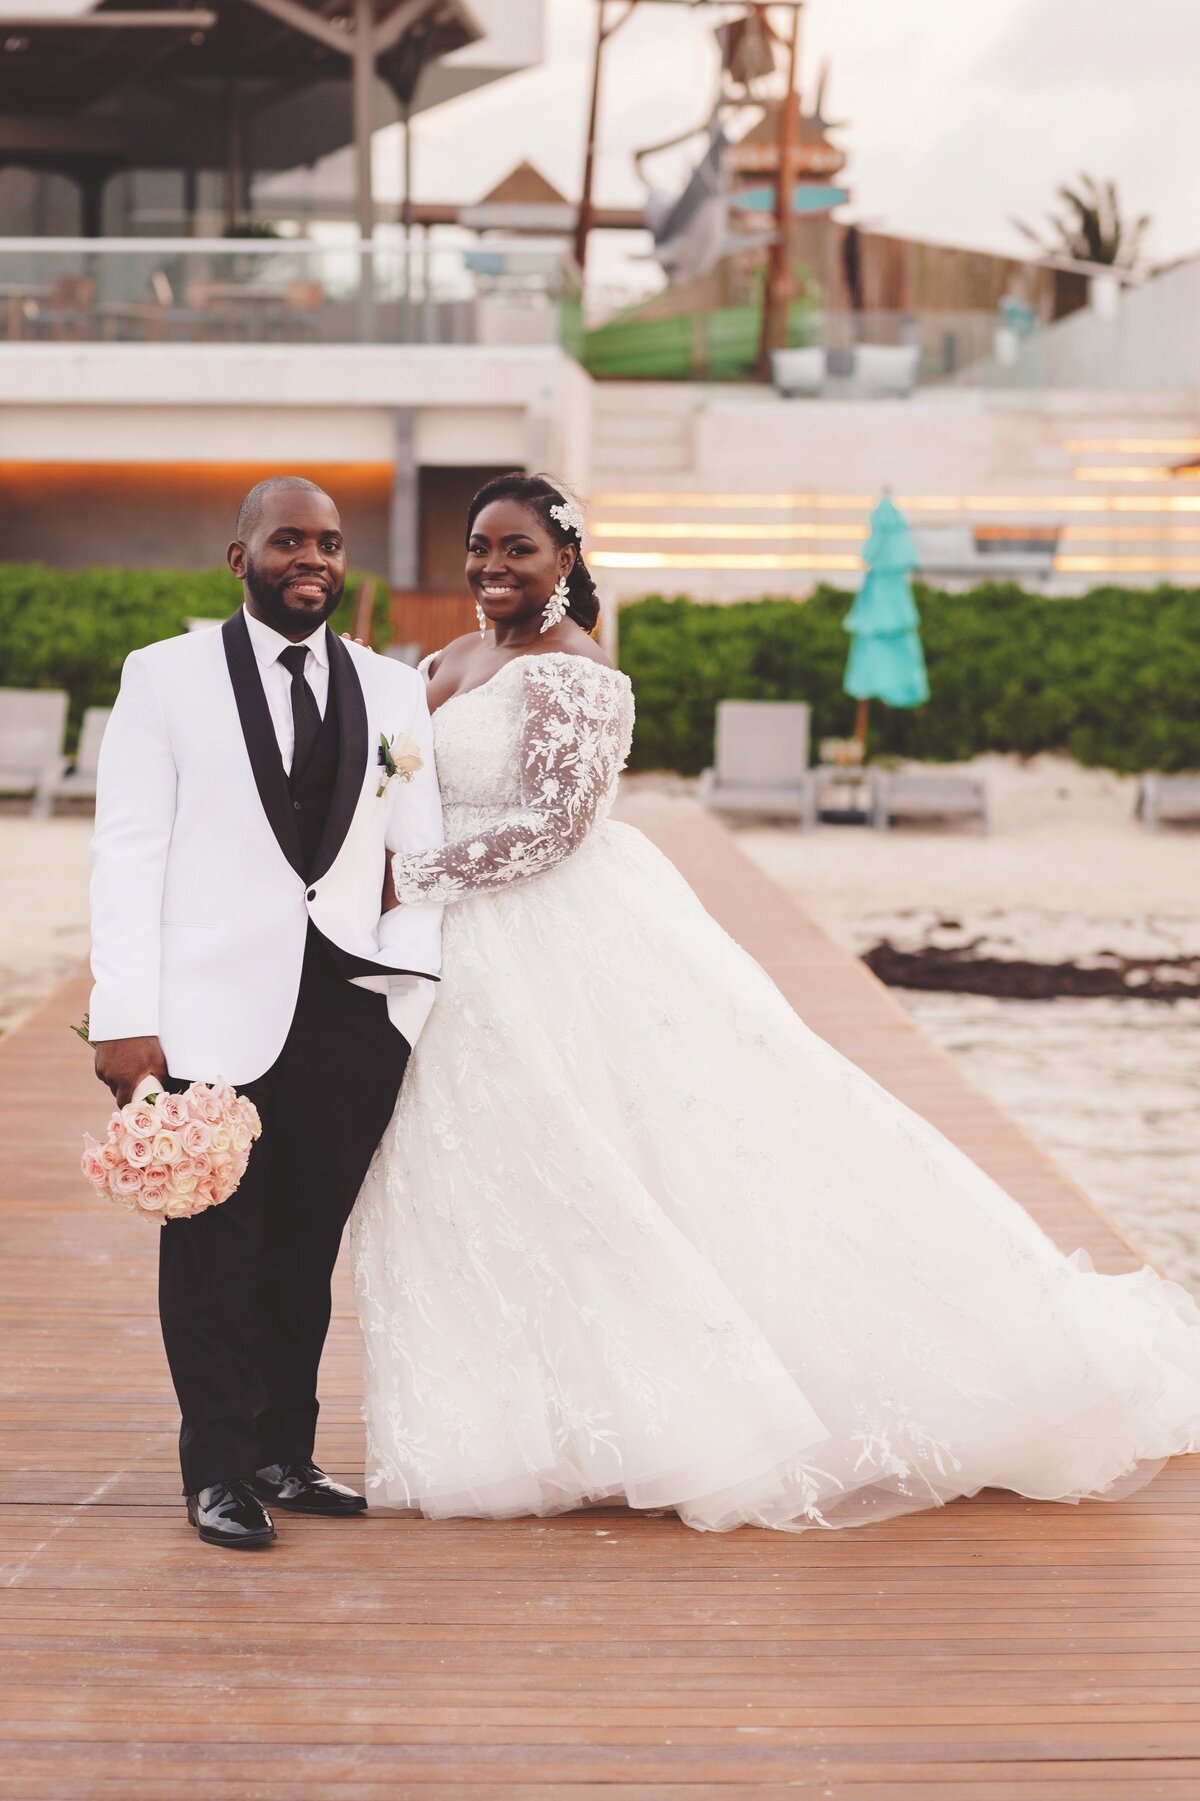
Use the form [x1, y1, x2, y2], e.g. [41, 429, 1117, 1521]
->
[1013, 175, 1150, 271]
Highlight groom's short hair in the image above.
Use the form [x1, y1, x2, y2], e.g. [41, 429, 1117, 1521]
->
[235, 476, 330, 540]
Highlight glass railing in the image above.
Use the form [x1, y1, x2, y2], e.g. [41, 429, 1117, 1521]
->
[0, 236, 580, 349]
[773, 309, 1014, 392]
[4, 245, 1177, 395]
[581, 303, 1019, 388]
[818, 309, 1005, 379]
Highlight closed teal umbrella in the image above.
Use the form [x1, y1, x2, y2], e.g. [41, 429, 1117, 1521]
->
[843, 494, 929, 747]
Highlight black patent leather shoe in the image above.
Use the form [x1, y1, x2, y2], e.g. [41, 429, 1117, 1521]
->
[186, 1479, 275, 1548]
[251, 1459, 368, 1516]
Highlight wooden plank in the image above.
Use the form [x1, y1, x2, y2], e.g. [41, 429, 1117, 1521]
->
[0, 797, 1196, 1796]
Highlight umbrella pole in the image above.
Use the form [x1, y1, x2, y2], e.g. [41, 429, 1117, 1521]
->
[854, 697, 869, 754]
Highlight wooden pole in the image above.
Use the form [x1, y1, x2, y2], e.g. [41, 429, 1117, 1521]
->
[574, 2, 638, 278]
[400, 100, 413, 338]
[352, 0, 376, 339]
[402, 106, 414, 244]
[0, 8, 215, 23]
[854, 697, 869, 753]
[574, 2, 609, 276]
[223, 76, 241, 235]
[755, 5, 802, 381]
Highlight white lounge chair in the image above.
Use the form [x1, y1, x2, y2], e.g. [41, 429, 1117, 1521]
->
[699, 699, 817, 828]
[34, 705, 110, 817]
[853, 343, 920, 397]
[771, 347, 825, 398]
[1137, 774, 1200, 831]
[871, 771, 989, 833]
[0, 688, 69, 816]
[772, 342, 920, 400]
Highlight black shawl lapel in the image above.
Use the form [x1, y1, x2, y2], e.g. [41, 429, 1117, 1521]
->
[310, 625, 368, 883]
[221, 611, 305, 878]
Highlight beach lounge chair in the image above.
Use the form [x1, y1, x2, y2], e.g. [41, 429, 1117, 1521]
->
[699, 700, 817, 828]
[1136, 774, 1200, 831]
[853, 343, 920, 397]
[0, 688, 69, 816]
[771, 347, 825, 398]
[34, 706, 110, 817]
[871, 770, 989, 833]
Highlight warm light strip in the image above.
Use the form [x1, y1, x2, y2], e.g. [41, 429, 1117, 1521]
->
[1060, 524, 1200, 542]
[1061, 439, 1200, 453]
[1054, 555, 1200, 573]
[592, 547, 1200, 574]
[592, 492, 874, 510]
[593, 548, 1200, 575]
[601, 521, 1200, 545]
[591, 521, 867, 542]
[596, 521, 1200, 547]
[591, 491, 1200, 514]
[1071, 466, 1200, 482]
[591, 550, 863, 572]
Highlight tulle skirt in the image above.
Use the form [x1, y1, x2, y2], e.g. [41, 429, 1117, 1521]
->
[351, 818, 1200, 1532]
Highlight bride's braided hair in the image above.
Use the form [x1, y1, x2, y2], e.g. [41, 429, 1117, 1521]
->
[465, 472, 600, 634]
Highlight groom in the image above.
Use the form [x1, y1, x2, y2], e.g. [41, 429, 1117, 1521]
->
[89, 476, 443, 1548]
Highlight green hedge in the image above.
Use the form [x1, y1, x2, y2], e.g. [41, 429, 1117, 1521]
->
[617, 583, 1200, 774]
[7, 570, 1199, 775]
[0, 564, 389, 747]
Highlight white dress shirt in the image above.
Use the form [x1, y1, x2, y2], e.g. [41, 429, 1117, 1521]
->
[242, 603, 329, 774]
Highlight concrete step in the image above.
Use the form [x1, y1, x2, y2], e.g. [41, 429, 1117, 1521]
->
[592, 443, 696, 475]
[591, 384, 699, 474]
[594, 414, 692, 443]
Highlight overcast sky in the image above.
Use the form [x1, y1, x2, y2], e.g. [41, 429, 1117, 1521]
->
[382, 0, 1197, 289]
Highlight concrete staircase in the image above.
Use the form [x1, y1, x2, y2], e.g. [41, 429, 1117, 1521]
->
[590, 382, 699, 479]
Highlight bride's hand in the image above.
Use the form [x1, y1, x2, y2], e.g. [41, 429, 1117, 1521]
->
[342, 633, 369, 647]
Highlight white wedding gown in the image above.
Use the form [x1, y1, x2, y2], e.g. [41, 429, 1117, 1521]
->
[351, 651, 1200, 1532]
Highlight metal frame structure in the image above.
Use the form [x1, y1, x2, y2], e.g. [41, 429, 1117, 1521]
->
[574, 0, 805, 364]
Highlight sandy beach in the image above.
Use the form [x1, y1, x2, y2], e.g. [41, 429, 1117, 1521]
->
[5, 756, 1198, 1289]
[735, 753, 1200, 972]
[0, 814, 92, 1038]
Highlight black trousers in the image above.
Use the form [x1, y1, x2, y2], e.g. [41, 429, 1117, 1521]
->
[158, 931, 410, 1493]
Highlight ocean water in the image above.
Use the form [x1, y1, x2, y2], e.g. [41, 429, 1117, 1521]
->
[901, 991, 1200, 1294]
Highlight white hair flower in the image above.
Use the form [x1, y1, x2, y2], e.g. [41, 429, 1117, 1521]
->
[548, 497, 586, 542]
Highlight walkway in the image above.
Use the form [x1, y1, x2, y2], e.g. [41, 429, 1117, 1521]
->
[1, 795, 1195, 1798]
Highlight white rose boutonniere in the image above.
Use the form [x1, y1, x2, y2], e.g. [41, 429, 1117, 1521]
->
[377, 730, 423, 797]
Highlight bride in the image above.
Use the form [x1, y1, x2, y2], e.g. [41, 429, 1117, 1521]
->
[351, 472, 1200, 1534]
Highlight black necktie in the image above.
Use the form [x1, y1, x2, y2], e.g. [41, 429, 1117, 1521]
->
[278, 643, 321, 782]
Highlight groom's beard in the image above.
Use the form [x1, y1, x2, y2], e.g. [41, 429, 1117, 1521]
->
[243, 557, 344, 636]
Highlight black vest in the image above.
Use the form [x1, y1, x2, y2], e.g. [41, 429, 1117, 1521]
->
[289, 671, 340, 878]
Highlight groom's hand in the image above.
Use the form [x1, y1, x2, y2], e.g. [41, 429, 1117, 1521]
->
[94, 1036, 168, 1108]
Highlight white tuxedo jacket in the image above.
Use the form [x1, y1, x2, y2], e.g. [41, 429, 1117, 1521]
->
[89, 611, 444, 1085]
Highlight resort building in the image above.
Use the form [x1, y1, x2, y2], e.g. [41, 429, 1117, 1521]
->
[0, 0, 1197, 645]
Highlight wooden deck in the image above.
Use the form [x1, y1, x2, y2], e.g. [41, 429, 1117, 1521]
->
[2, 794, 1197, 1799]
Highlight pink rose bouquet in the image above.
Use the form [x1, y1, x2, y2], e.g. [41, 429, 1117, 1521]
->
[80, 1079, 262, 1225]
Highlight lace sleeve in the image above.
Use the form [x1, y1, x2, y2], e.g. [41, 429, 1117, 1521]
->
[390, 656, 632, 903]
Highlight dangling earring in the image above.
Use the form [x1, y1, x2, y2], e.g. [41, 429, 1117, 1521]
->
[475, 601, 488, 638]
[540, 574, 570, 635]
